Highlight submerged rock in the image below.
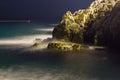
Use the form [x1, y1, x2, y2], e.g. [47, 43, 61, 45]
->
[32, 42, 40, 47]
[47, 42, 81, 51]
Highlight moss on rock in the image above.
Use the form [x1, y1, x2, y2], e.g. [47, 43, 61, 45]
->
[53, 0, 116, 44]
[52, 0, 120, 49]
[47, 42, 81, 51]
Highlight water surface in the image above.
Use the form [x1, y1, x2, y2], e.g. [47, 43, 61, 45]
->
[0, 23, 120, 80]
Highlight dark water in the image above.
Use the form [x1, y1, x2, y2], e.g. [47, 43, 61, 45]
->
[0, 23, 120, 80]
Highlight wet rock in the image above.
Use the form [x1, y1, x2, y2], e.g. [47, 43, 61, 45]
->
[32, 42, 41, 47]
[47, 42, 81, 51]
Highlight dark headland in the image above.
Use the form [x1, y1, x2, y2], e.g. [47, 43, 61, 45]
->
[44, 0, 120, 51]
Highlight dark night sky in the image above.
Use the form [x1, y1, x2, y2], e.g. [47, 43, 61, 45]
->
[0, 0, 93, 22]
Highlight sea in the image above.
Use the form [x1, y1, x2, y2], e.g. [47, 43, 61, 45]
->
[0, 22, 120, 80]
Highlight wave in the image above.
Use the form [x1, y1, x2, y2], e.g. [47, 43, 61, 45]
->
[0, 34, 52, 45]
[34, 27, 54, 32]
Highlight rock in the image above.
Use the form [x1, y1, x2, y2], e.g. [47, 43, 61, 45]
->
[32, 38, 42, 47]
[53, 11, 84, 43]
[94, 1, 120, 48]
[83, 0, 117, 44]
[53, 23, 84, 43]
[47, 42, 81, 51]
[52, 0, 120, 49]
[42, 38, 53, 43]
[33, 38, 42, 44]
[32, 42, 41, 47]
[53, 0, 117, 44]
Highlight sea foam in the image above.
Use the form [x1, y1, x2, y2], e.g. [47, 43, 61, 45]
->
[34, 27, 54, 32]
[0, 34, 52, 45]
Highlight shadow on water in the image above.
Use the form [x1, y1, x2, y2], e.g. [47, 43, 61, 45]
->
[0, 45, 120, 79]
[0, 47, 65, 67]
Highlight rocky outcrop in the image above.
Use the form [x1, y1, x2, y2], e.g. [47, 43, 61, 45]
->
[53, 0, 117, 43]
[94, 1, 120, 48]
[53, 11, 84, 43]
[83, 0, 116, 43]
[48, 42, 81, 51]
[52, 0, 120, 49]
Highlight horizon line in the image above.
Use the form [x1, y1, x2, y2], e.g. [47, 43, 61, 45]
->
[0, 20, 31, 23]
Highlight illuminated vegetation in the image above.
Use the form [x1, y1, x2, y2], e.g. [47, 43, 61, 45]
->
[52, 0, 120, 49]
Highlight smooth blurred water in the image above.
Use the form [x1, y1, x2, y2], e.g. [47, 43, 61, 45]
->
[0, 23, 120, 80]
[0, 22, 54, 45]
[0, 22, 53, 38]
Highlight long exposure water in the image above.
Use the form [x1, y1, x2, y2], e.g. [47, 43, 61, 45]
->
[0, 22, 120, 80]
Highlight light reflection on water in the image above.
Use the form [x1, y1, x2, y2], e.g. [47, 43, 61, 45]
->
[0, 46, 120, 80]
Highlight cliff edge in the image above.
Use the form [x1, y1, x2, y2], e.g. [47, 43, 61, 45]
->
[52, 0, 120, 49]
